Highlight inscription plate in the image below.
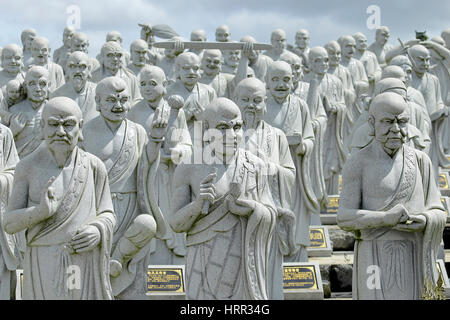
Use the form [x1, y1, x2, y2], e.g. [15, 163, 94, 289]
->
[323, 195, 339, 214]
[147, 266, 185, 294]
[309, 227, 326, 248]
[283, 265, 318, 290]
[439, 173, 449, 189]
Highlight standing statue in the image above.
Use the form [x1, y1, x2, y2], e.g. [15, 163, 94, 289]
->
[21, 28, 37, 68]
[127, 40, 150, 78]
[4, 97, 116, 299]
[127, 66, 192, 265]
[239, 36, 273, 82]
[367, 26, 394, 68]
[292, 29, 311, 75]
[263, 29, 288, 61]
[170, 97, 277, 300]
[279, 51, 310, 101]
[353, 32, 382, 95]
[0, 44, 25, 91]
[338, 92, 446, 300]
[53, 26, 75, 67]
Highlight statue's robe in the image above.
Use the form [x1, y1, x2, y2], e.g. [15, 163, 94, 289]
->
[7, 99, 46, 158]
[28, 61, 65, 93]
[50, 81, 99, 123]
[317, 73, 349, 194]
[127, 63, 150, 79]
[0, 125, 19, 299]
[292, 81, 310, 102]
[53, 45, 70, 67]
[91, 66, 141, 102]
[356, 50, 381, 95]
[0, 70, 25, 93]
[199, 73, 234, 98]
[367, 42, 394, 68]
[82, 118, 166, 299]
[166, 81, 216, 142]
[127, 99, 192, 265]
[264, 94, 318, 262]
[341, 58, 369, 95]
[243, 120, 296, 300]
[179, 149, 277, 300]
[20, 145, 116, 300]
[339, 143, 446, 300]
[249, 55, 273, 82]
[411, 72, 450, 176]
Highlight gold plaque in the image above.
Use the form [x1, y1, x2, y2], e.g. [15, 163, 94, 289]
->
[309, 228, 326, 248]
[326, 196, 340, 213]
[283, 265, 318, 290]
[439, 173, 449, 189]
[147, 267, 185, 293]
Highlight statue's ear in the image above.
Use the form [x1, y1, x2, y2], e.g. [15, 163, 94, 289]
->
[368, 115, 375, 136]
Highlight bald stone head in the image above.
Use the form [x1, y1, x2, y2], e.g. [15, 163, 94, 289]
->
[267, 60, 292, 100]
[175, 52, 201, 87]
[21, 28, 37, 51]
[325, 41, 341, 66]
[271, 29, 287, 54]
[25, 66, 50, 103]
[408, 45, 430, 75]
[375, 26, 390, 46]
[139, 65, 167, 102]
[191, 29, 207, 42]
[295, 29, 310, 49]
[216, 25, 231, 42]
[374, 77, 407, 99]
[280, 51, 303, 83]
[106, 31, 123, 44]
[62, 26, 76, 47]
[382, 65, 406, 81]
[130, 39, 148, 66]
[95, 76, 130, 122]
[31, 36, 51, 65]
[66, 51, 91, 86]
[201, 49, 222, 76]
[42, 97, 83, 152]
[71, 32, 89, 53]
[353, 32, 368, 51]
[101, 41, 123, 70]
[2, 44, 23, 73]
[309, 46, 329, 75]
[338, 35, 356, 59]
[235, 77, 266, 126]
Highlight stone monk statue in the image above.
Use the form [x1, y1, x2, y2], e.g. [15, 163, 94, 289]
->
[170, 97, 277, 300]
[338, 92, 446, 300]
[4, 97, 116, 299]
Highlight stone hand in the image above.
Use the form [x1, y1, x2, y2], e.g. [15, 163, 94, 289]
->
[384, 203, 409, 226]
[295, 142, 307, 156]
[169, 147, 183, 164]
[70, 225, 101, 253]
[167, 95, 184, 110]
[394, 214, 427, 232]
[150, 106, 168, 139]
[323, 96, 337, 114]
[195, 172, 217, 212]
[242, 41, 254, 58]
[10, 112, 28, 134]
[226, 195, 256, 217]
[38, 176, 58, 220]
[174, 40, 185, 54]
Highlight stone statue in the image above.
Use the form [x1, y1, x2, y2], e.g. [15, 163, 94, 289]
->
[103, 31, 131, 67]
[50, 51, 100, 123]
[189, 29, 207, 60]
[367, 26, 394, 68]
[408, 45, 450, 177]
[292, 29, 311, 75]
[235, 77, 296, 300]
[92, 41, 141, 102]
[0, 44, 25, 91]
[306, 47, 348, 195]
[350, 78, 431, 155]
[21, 28, 37, 68]
[239, 36, 273, 82]
[0, 123, 20, 299]
[0, 79, 25, 126]
[199, 49, 234, 98]
[279, 51, 309, 101]
[82, 77, 164, 299]
[338, 92, 446, 300]
[221, 42, 241, 75]
[264, 60, 317, 261]
[29, 37, 65, 93]
[7, 66, 49, 158]
[263, 29, 288, 61]
[170, 97, 277, 299]
[53, 26, 75, 67]
[155, 37, 185, 83]
[127, 66, 192, 265]
[127, 39, 150, 78]
[4, 97, 116, 299]
[166, 52, 217, 140]
[215, 25, 231, 42]
[60, 32, 101, 77]
[353, 32, 382, 95]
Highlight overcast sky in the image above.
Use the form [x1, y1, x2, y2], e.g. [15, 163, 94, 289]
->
[0, 0, 449, 56]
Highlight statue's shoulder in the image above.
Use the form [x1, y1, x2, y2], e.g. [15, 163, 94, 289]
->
[83, 114, 103, 132]
[9, 99, 29, 113]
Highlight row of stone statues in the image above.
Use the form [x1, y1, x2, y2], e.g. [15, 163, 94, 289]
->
[0, 21, 447, 300]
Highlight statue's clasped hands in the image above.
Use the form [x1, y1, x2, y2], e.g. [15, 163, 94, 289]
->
[388, 203, 427, 232]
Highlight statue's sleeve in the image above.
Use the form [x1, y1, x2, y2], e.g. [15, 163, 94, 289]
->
[300, 99, 315, 156]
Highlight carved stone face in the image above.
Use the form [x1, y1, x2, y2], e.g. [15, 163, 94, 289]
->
[63, 28, 75, 46]
[354, 36, 367, 51]
[43, 101, 82, 153]
[271, 32, 286, 54]
[71, 37, 89, 54]
[341, 39, 356, 59]
[236, 83, 266, 127]
[311, 50, 329, 75]
[32, 40, 50, 65]
[139, 69, 166, 103]
[201, 51, 222, 76]
[295, 31, 309, 49]
[26, 73, 49, 103]
[191, 30, 206, 42]
[399, 63, 413, 86]
[410, 49, 430, 75]
[130, 42, 148, 66]
[6, 82, 21, 101]
[326, 45, 341, 67]
[268, 64, 292, 101]
[97, 86, 131, 122]
[2, 47, 22, 74]
[24, 32, 36, 51]
[215, 26, 230, 42]
[376, 28, 390, 46]
[223, 49, 240, 68]
[103, 46, 123, 70]
[67, 54, 90, 87]
[177, 55, 201, 87]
